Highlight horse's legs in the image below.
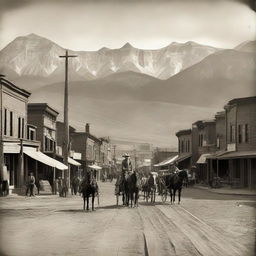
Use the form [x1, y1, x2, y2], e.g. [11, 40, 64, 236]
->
[173, 189, 176, 203]
[122, 193, 125, 205]
[86, 194, 89, 211]
[92, 192, 95, 210]
[178, 188, 181, 204]
[116, 195, 119, 206]
[170, 188, 173, 204]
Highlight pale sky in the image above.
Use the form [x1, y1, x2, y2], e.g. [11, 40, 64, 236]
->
[0, 0, 255, 51]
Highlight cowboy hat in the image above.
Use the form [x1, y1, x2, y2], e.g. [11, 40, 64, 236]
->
[122, 153, 130, 157]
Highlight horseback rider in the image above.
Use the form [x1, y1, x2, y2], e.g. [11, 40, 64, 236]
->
[121, 153, 133, 180]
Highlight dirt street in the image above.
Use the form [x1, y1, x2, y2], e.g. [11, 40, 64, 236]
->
[0, 182, 255, 256]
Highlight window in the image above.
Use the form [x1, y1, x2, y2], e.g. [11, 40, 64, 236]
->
[238, 124, 249, 143]
[30, 130, 35, 140]
[21, 118, 24, 138]
[217, 136, 220, 148]
[44, 137, 48, 151]
[188, 140, 190, 152]
[181, 141, 184, 153]
[10, 111, 13, 136]
[199, 134, 203, 147]
[18, 117, 21, 138]
[238, 125, 242, 143]
[4, 109, 7, 135]
[245, 124, 249, 143]
[230, 125, 235, 143]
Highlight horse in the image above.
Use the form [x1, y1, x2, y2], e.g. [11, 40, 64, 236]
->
[115, 175, 126, 206]
[71, 176, 80, 195]
[167, 169, 188, 204]
[144, 175, 156, 203]
[79, 173, 98, 211]
[125, 172, 139, 207]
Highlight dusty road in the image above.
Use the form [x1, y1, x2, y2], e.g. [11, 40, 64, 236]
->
[0, 182, 255, 256]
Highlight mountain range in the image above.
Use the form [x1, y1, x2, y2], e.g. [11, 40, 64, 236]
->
[0, 34, 255, 146]
[0, 33, 220, 82]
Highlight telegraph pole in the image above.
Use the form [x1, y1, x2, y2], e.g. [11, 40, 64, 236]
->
[59, 50, 77, 190]
[0, 74, 5, 182]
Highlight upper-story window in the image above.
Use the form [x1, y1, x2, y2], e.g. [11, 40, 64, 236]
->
[4, 108, 7, 135]
[238, 124, 249, 144]
[230, 125, 235, 143]
[10, 111, 13, 136]
[187, 140, 190, 152]
[199, 133, 203, 147]
[216, 136, 220, 148]
[181, 140, 184, 153]
[17, 117, 24, 139]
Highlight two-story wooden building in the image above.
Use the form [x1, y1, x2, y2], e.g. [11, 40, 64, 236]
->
[175, 129, 192, 170]
[27, 103, 67, 188]
[212, 97, 256, 188]
[56, 121, 81, 180]
[1, 79, 67, 194]
[71, 123, 103, 179]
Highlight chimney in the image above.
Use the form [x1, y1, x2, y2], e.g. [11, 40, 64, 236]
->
[85, 123, 90, 134]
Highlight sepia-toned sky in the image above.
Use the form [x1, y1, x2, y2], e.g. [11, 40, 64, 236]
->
[0, 0, 255, 50]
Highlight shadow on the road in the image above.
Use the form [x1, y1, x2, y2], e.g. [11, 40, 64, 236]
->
[182, 187, 256, 201]
[139, 201, 168, 206]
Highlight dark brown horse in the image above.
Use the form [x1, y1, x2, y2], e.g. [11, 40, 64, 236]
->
[124, 172, 138, 207]
[166, 169, 188, 204]
[79, 172, 97, 211]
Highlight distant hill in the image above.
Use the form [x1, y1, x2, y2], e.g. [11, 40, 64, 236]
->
[235, 40, 256, 53]
[139, 49, 256, 107]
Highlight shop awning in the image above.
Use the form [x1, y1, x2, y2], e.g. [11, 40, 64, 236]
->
[68, 157, 81, 166]
[218, 151, 256, 160]
[88, 164, 102, 170]
[197, 154, 212, 164]
[154, 155, 179, 167]
[23, 149, 68, 170]
[175, 154, 192, 163]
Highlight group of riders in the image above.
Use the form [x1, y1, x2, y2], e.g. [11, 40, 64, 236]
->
[114, 153, 188, 207]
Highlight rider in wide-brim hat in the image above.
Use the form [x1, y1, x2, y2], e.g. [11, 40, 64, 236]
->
[122, 153, 130, 158]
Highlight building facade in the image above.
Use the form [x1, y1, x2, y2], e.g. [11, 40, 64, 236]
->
[1, 78, 39, 193]
[212, 97, 256, 188]
[175, 129, 192, 169]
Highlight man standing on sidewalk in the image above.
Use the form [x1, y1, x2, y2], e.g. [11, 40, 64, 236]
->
[28, 172, 35, 197]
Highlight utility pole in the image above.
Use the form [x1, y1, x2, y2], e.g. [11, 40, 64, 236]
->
[113, 145, 116, 165]
[59, 50, 77, 190]
[0, 74, 5, 182]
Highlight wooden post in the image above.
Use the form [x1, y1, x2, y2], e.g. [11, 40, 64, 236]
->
[18, 139, 24, 188]
[0, 74, 5, 182]
[217, 159, 219, 177]
[59, 50, 77, 190]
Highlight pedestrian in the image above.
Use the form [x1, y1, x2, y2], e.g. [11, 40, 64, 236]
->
[58, 177, 63, 197]
[28, 172, 35, 197]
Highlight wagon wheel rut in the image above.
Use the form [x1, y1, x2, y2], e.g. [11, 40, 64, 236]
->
[156, 204, 249, 256]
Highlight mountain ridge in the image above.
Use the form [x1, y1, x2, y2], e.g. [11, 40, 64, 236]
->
[0, 33, 221, 82]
